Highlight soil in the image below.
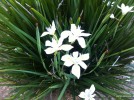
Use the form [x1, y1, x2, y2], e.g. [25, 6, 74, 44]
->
[0, 86, 11, 100]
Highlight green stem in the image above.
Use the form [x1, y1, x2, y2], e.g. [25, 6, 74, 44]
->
[113, 15, 124, 37]
[72, 79, 76, 100]
[53, 34, 58, 41]
[54, 53, 58, 70]
[58, 78, 70, 100]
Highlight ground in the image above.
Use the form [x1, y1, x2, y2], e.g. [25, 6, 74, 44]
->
[0, 86, 11, 100]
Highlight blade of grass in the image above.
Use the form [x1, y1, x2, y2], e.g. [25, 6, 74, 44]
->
[58, 78, 70, 100]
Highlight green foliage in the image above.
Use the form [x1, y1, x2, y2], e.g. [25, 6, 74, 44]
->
[0, 0, 134, 99]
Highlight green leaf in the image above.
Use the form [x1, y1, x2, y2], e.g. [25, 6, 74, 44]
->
[36, 25, 49, 73]
[89, 51, 106, 73]
[58, 78, 70, 100]
[31, 8, 50, 26]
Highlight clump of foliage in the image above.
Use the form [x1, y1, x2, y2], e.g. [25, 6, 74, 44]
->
[0, 0, 134, 99]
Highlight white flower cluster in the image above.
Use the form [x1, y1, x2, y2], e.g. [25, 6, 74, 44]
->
[41, 21, 91, 79]
[41, 21, 96, 100]
[103, 0, 115, 7]
[110, 3, 134, 19]
[40, 2, 134, 100]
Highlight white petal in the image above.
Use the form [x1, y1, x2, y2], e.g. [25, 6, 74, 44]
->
[46, 27, 51, 32]
[121, 3, 125, 9]
[110, 14, 115, 19]
[52, 21, 56, 30]
[58, 37, 64, 47]
[71, 64, 81, 79]
[51, 38, 58, 47]
[71, 24, 77, 31]
[107, 1, 111, 6]
[79, 53, 89, 61]
[61, 54, 71, 62]
[85, 89, 90, 95]
[90, 98, 95, 100]
[41, 32, 49, 37]
[45, 48, 56, 54]
[129, 6, 133, 11]
[64, 61, 73, 67]
[60, 31, 71, 39]
[45, 21, 56, 35]
[77, 37, 86, 48]
[117, 5, 121, 9]
[79, 33, 91, 37]
[77, 25, 81, 30]
[78, 61, 88, 69]
[75, 28, 83, 34]
[112, 2, 115, 5]
[89, 94, 96, 100]
[78, 92, 85, 98]
[68, 34, 76, 43]
[89, 84, 95, 95]
[59, 44, 73, 51]
[91, 94, 96, 98]
[72, 51, 79, 58]
[129, 10, 134, 12]
[45, 40, 52, 47]
[61, 54, 74, 67]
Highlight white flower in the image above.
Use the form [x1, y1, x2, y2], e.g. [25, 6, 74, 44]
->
[107, 1, 111, 6]
[117, 3, 134, 15]
[110, 14, 115, 19]
[111, 2, 115, 7]
[79, 84, 96, 100]
[107, 1, 115, 7]
[45, 38, 73, 54]
[69, 24, 91, 48]
[41, 21, 56, 37]
[61, 24, 91, 48]
[61, 51, 89, 79]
